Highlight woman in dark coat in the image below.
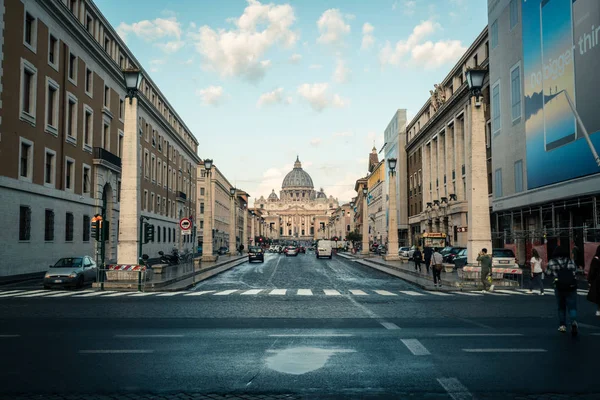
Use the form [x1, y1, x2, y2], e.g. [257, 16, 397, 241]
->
[587, 245, 600, 317]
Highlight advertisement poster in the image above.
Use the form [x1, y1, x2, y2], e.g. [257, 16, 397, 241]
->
[523, 0, 600, 189]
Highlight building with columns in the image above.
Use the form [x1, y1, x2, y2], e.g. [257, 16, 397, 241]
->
[254, 156, 339, 242]
[406, 27, 491, 247]
[0, 0, 199, 278]
[367, 156, 386, 246]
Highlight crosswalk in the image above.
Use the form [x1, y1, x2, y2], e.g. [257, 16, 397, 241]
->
[0, 288, 589, 299]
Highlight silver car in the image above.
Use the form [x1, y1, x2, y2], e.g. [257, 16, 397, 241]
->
[43, 256, 97, 289]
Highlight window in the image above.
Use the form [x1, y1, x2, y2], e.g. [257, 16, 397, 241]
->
[85, 13, 93, 34]
[158, 224, 161, 242]
[24, 12, 37, 52]
[492, 81, 501, 135]
[200, 220, 204, 229]
[494, 169, 503, 198]
[119, 54, 125, 69]
[168, 227, 171, 242]
[163, 164, 167, 187]
[144, 150, 150, 178]
[19, 138, 33, 182]
[68, 51, 77, 84]
[117, 180, 121, 202]
[200, 203, 205, 214]
[45, 209, 54, 241]
[69, 0, 78, 15]
[102, 122, 110, 150]
[157, 160, 162, 185]
[82, 165, 91, 195]
[514, 160, 524, 193]
[85, 68, 93, 96]
[44, 149, 56, 187]
[200, 187, 205, 196]
[20, 59, 37, 124]
[83, 215, 90, 242]
[491, 20, 498, 49]
[151, 193, 155, 213]
[486, 121, 492, 149]
[104, 35, 111, 54]
[119, 99, 124, 120]
[510, 0, 519, 30]
[118, 130, 124, 158]
[510, 64, 521, 121]
[19, 206, 31, 241]
[48, 34, 58, 69]
[65, 93, 77, 143]
[157, 195, 161, 215]
[144, 190, 149, 211]
[104, 85, 110, 108]
[45, 78, 59, 135]
[65, 158, 75, 191]
[65, 212, 74, 242]
[167, 201, 171, 217]
[83, 106, 93, 150]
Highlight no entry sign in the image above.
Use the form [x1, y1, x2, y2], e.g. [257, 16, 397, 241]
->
[179, 218, 192, 231]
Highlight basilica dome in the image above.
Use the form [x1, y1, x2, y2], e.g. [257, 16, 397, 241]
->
[282, 156, 314, 189]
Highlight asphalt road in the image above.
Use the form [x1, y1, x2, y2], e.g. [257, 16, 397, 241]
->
[0, 251, 599, 399]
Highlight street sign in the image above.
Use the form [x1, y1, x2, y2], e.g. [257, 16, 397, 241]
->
[456, 227, 468, 233]
[181, 230, 191, 235]
[179, 218, 191, 231]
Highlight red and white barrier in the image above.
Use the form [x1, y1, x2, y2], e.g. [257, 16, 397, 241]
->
[461, 266, 522, 275]
[106, 264, 146, 271]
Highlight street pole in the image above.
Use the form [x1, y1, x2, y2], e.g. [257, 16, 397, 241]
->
[202, 165, 217, 262]
[384, 160, 400, 261]
[243, 204, 248, 253]
[362, 188, 369, 256]
[229, 189, 236, 256]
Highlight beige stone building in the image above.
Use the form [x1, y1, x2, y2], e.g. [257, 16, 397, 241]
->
[254, 156, 339, 242]
[0, 0, 200, 278]
[405, 27, 492, 247]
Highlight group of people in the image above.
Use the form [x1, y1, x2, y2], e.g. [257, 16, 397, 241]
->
[411, 246, 445, 288]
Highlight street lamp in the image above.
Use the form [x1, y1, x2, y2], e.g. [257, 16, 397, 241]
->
[123, 67, 143, 104]
[361, 186, 369, 255]
[201, 159, 217, 262]
[384, 158, 400, 261]
[466, 67, 487, 107]
[228, 187, 236, 256]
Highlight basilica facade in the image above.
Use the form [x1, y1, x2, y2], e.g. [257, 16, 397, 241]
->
[254, 157, 339, 241]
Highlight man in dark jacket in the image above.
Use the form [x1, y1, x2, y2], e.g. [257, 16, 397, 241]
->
[423, 246, 433, 274]
[413, 247, 423, 273]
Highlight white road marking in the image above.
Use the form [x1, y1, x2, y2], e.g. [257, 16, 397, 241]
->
[437, 377, 474, 400]
[128, 292, 155, 297]
[2, 290, 48, 297]
[400, 339, 431, 356]
[374, 290, 397, 296]
[483, 291, 509, 296]
[184, 290, 216, 296]
[0, 290, 27, 295]
[269, 289, 287, 295]
[425, 291, 453, 296]
[380, 322, 401, 330]
[241, 289, 263, 295]
[0, 335, 20, 338]
[102, 292, 136, 297]
[114, 335, 184, 338]
[296, 289, 313, 296]
[462, 348, 547, 353]
[437, 333, 523, 337]
[213, 290, 238, 296]
[155, 292, 186, 297]
[495, 289, 527, 295]
[41, 291, 78, 298]
[454, 292, 483, 296]
[72, 291, 116, 297]
[268, 334, 353, 337]
[349, 290, 368, 296]
[324, 289, 341, 296]
[516, 289, 534, 293]
[577, 289, 587, 295]
[15, 291, 59, 298]
[399, 290, 425, 296]
[79, 350, 154, 354]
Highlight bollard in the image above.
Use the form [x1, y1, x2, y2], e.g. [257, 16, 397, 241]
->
[138, 268, 142, 292]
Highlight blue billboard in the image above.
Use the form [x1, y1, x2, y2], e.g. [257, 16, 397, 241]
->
[523, 0, 600, 189]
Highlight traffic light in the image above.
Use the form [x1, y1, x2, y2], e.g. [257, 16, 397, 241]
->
[91, 215, 102, 241]
[143, 223, 155, 243]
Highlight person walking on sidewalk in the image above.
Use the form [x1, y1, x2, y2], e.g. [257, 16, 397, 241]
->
[547, 246, 578, 336]
[413, 247, 423, 273]
[431, 248, 444, 287]
[424, 246, 433, 274]
[477, 248, 493, 292]
[529, 249, 545, 295]
[586, 245, 600, 317]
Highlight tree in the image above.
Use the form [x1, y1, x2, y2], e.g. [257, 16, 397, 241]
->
[346, 231, 362, 242]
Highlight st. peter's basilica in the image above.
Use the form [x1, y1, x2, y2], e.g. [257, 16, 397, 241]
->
[254, 157, 339, 241]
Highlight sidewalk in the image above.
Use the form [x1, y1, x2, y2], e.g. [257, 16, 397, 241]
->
[93, 255, 247, 292]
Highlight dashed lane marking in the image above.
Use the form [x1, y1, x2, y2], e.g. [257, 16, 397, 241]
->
[16, 290, 69, 298]
[155, 292, 186, 297]
[297, 289, 313, 296]
[184, 290, 216, 296]
[268, 334, 353, 337]
[96, 292, 133, 297]
[425, 291, 453, 296]
[454, 292, 484, 296]
[3, 290, 50, 298]
[437, 333, 523, 337]
[214, 290, 238, 296]
[72, 291, 116, 297]
[380, 322, 401, 330]
[495, 289, 527, 295]
[241, 289, 263, 295]
[374, 290, 397, 296]
[79, 350, 155, 354]
[400, 339, 431, 356]
[114, 335, 184, 338]
[127, 292, 155, 297]
[0, 335, 20, 338]
[462, 348, 547, 353]
[324, 289, 341, 296]
[269, 289, 287, 295]
[437, 377, 474, 400]
[349, 290, 368, 296]
[399, 290, 425, 296]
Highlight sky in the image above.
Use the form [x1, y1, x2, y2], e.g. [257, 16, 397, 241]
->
[95, 0, 487, 204]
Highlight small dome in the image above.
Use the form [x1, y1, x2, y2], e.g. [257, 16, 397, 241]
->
[281, 156, 314, 189]
[316, 187, 327, 199]
[268, 189, 279, 201]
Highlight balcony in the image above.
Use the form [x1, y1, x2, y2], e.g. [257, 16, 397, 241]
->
[93, 147, 121, 172]
[176, 191, 187, 202]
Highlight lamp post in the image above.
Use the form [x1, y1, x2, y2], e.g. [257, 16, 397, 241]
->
[384, 158, 400, 261]
[228, 187, 236, 256]
[242, 202, 248, 253]
[117, 67, 143, 266]
[250, 211, 255, 246]
[361, 187, 369, 255]
[201, 159, 217, 262]
[465, 67, 492, 265]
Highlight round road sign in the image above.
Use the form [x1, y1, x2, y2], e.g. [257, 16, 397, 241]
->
[179, 218, 192, 230]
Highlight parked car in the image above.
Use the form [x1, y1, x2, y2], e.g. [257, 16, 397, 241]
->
[438, 246, 454, 256]
[248, 246, 264, 263]
[443, 247, 466, 263]
[316, 240, 333, 259]
[216, 246, 229, 255]
[377, 245, 388, 255]
[492, 248, 518, 268]
[398, 246, 415, 259]
[298, 246, 306, 254]
[285, 246, 299, 257]
[44, 256, 97, 289]
[453, 249, 468, 269]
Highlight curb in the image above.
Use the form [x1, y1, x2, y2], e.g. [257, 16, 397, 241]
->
[159, 257, 248, 291]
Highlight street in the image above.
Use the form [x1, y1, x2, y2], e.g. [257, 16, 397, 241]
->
[0, 252, 599, 399]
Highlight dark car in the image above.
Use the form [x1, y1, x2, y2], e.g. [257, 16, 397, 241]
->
[453, 248, 468, 269]
[443, 247, 466, 263]
[248, 246, 264, 263]
[44, 256, 97, 289]
[298, 246, 306, 254]
[216, 247, 229, 255]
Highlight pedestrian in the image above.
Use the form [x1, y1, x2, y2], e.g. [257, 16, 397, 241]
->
[413, 247, 423, 273]
[572, 243, 583, 271]
[586, 244, 600, 317]
[477, 248, 493, 292]
[529, 249, 545, 295]
[238, 244, 244, 255]
[432, 248, 444, 287]
[424, 246, 433, 274]
[547, 246, 578, 335]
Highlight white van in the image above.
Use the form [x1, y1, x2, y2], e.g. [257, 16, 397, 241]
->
[316, 240, 333, 259]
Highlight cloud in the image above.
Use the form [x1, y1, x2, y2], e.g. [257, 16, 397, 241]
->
[392, 1, 398, 10]
[150, 59, 166, 65]
[333, 58, 351, 83]
[316, 9, 351, 46]
[156, 40, 185, 53]
[289, 53, 302, 64]
[188, 0, 298, 82]
[197, 85, 225, 106]
[183, 58, 194, 65]
[379, 19, 465, 69]
[403, 1, 417, 16]
[117, 16, 185, 54]
[361, 22, 375, 50]
[309, 138, 322, 147]
[333, 131, 353, 138]
[297, 83, 349, 112]
[257, 88, 292, 107]
[309, 64, 323, 69]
